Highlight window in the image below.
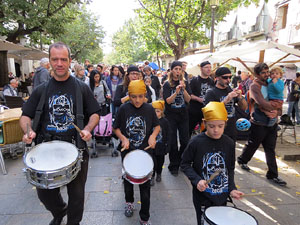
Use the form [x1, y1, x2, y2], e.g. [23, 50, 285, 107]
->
[276, 4, 288, 30]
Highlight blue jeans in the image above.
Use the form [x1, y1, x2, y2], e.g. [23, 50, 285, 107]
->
[287, 101, 300, 123]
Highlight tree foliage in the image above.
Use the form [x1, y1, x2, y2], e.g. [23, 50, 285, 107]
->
[55, 5, 105, 63]
[137, 0, 261, 59]
[0, 0, 88, 44]
[107, 18, 151, 65]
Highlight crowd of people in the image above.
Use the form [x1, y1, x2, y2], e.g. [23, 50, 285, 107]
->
[18, 41, 298, 225]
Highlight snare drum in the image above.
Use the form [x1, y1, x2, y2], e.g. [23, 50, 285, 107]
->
[122, 150, 154, 185]
[23, 141, 82, 189]
[203, 206, 258, 225]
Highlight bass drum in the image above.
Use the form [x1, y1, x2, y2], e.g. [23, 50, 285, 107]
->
[23, 141, 82, 189]
[203, 206, 258, 225]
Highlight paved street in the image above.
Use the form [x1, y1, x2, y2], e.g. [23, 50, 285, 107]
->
[0, 139, 300, 225]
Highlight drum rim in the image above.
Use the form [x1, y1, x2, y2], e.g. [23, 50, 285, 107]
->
[122, 149, 154, 179]
[203, 206, 258, 225]
[23, 140, 79, 172]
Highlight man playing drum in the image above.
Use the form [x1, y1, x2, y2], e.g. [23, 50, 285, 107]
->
[181, 102, 244, 225]
[20, 42, 100, 225]
[113, 80, 160, 225]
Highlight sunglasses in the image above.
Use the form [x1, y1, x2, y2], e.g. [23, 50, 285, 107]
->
[221, 75, 232, 80]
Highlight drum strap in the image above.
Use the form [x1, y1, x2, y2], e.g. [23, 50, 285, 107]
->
[75, 79, 85, 149]
[32, 82, 49, 133]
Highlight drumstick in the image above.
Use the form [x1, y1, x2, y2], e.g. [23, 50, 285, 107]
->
[243, 192, 264, 197]
[26, 123, 30, 138]
[72, 122, 82, 133]
[206, 170, 221, 184]
[121, 145, 151, 152]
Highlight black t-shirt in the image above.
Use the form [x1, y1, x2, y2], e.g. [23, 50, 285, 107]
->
[163, 80, 192, 115]
[150, 75, 161, 98]
[155, 117, 171, 155]
[181, 132, 236, 206]
[189, 76, 215, 114]
[204, 86, 239, 140]
[22, 76, 100, 137]
[205, 86, 238, 119]
[113, 102, 159, 150]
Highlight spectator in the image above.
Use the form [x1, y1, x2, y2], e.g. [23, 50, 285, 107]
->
[3, 79, 19, 96]
[33, 58, 50, 90]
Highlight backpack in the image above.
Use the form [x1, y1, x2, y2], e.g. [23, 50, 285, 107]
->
[94, 113, 112, 137]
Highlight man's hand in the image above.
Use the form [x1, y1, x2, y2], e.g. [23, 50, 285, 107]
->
[22, 130, 36, 144]
[79, 129, 92, 142]
[197, 180, 208, 192]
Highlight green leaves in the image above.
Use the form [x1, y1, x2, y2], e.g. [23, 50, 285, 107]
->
[55, 5, 105, 63]
[137, 0, 261, 59]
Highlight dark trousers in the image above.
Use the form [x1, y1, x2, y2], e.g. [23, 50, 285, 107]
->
[37, 150, 89, 225]
[153, 155, 165, 176]
[237, 123, 278, 179]
[192, 188, 227, 225]
[166, 112, 189, 172]
[124, 179, 151, 221]
[188, 111, 203, 136]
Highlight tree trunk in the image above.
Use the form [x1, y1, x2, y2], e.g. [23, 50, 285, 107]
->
[156, 52, 160, 69]
[0, 51, 9, 87]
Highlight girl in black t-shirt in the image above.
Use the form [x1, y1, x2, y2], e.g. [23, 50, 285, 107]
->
[162, 61, 191, 176]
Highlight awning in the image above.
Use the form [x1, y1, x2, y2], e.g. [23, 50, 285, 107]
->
[0, 40, 29, 51]
[202, 40, 300, 74]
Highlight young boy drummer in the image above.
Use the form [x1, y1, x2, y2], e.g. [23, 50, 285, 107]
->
[181, 102, 244, 225]
[151, 100, 171, 185]
[113, 80, 160, 225]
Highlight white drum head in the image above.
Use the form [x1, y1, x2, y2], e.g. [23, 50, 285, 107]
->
[25, 141, 78, 171]
[123, 150, 153, 178]
[205, 206, 257, 225]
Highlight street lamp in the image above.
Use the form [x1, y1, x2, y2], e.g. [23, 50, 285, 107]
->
[210, 0, 219, 53]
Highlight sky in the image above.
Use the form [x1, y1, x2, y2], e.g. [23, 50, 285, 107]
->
[87, 0, 141, 54]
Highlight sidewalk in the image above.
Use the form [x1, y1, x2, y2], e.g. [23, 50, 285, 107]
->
[0, 140, 300, 225]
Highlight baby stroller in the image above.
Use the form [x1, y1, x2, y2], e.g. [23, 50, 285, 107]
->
[90, 112, 119, 158]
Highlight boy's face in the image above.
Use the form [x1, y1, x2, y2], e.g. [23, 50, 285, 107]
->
[205, 120, 226, 139]
[129, 93, 146, 108]
[155, 108, 163, 119]
[270, 70, 281, 79]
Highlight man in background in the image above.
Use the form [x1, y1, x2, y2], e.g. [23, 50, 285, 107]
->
[33, 58, 50, 90]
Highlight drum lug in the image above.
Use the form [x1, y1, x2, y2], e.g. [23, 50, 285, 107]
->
[22, 168, 28, 174]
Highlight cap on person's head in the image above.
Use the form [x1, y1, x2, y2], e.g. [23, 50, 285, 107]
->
[215, 67, 231, 77]
[152, 100, 165, 111]
[202, 102, 228, 121]
[171, 61, 182, 70]
[128, 80, 146, 95]
[200, 61, 211, 67]
[40, 58, 49, 66]
[127, 65, 139, 74]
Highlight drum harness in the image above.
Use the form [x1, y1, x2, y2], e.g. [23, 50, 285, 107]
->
[31, 77, 86, 152]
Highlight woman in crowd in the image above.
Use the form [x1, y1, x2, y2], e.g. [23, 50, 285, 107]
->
[89, 69, 111, 116]
[106, 65, 123, 117]
[74, 64, 89, 86]
[114, 65, 152, 109]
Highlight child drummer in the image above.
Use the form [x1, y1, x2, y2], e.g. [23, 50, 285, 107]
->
[113, 80, 160, 225]
[181, 102, 244, 225]
[150, 100, 171, 185]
